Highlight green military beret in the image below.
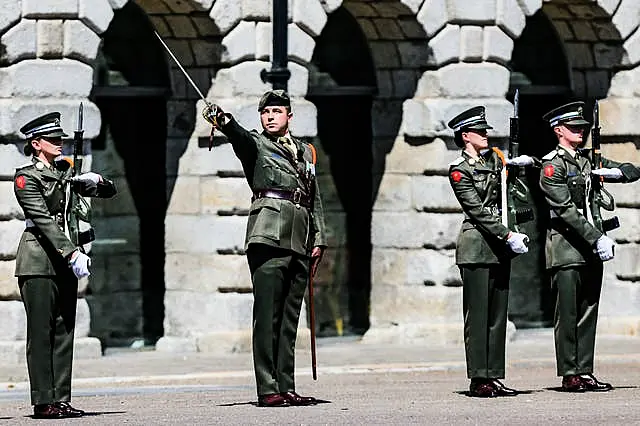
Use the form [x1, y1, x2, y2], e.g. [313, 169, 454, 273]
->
[20, 112, 68, 155]
[258, 89, 291, 111]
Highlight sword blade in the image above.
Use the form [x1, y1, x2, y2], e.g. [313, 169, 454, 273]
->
[154, 31, 210, 104]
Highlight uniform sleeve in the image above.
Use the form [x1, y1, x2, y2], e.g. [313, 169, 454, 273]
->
[449, 166, 510, 240]
[311, 178, 327, 248]
[539, 159, 602, 245]
[218, 116, 259, 166]
[14, 172, 76, 259]
[73, 178, 117, 198]
[601, 157, 640, 183]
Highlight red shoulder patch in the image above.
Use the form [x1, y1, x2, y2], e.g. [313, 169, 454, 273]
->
[451, 171, 462, 183]
[14, 175, 26, 189]
[543, 165, 555, 177]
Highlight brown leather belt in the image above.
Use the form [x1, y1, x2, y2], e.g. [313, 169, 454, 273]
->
[252, 188, 311, 208]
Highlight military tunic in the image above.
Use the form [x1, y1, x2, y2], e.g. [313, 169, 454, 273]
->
[539, 144, 640, 376]
[449, 148, 512, 380]
[13, 157, 116, 406]
[219, 117, 327, 397]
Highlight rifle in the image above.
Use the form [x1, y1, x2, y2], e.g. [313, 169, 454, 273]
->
[67, 102, 94, 247]
[590, 101, 619, 233]
[501, 89, 534, 231]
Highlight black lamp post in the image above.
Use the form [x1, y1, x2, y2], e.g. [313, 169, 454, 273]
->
[260, 0, 291, 91]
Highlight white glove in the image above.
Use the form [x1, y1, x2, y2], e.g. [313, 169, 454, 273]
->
[506, 155, 536, 167]
[506, 232, 530, 254]
[69, 251, 91, 279]
[595, 235, 615, 261]
[72, 172, 102, 185]
[592, 168, 623, 179]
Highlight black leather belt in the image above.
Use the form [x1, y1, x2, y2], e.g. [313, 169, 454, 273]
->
[252, 188, 311, 208]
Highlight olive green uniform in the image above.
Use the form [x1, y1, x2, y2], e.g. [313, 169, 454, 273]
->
[218, 117, 326, 397]
[13, 157, 116, 405]
[539, 145, 640, 376]
[449, 149, 512, 379]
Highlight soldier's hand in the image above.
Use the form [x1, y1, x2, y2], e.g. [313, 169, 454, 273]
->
[506, 155, 536, 167]
[72, 172, 102, 185]
[506, 232, 529, 254]
[311, 246, 324, 277]
[595, 235, 615, 261]
[203, 103, 226, 129]
[69, 250, 91, 279]
[592, 168, 623, 180]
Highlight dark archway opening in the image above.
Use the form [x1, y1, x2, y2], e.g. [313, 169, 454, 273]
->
[507, 9, 573, 328]
[90, 1, 171, 347]
[307, 6, 377, 336]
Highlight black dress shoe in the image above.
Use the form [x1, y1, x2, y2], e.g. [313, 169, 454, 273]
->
[580, 374, 613, 392]
[258, 393, 290, 407]
[469, 379, 497, 398]
[55, 401, 85, 416]
[33, 404, 67, 419]
[281, 391, 317, 406]
[561, 375, 586, 392]
[491, 379, 518, 397]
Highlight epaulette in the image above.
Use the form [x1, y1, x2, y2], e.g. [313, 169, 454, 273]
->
[542, 150, 558, 161]
[448, 157, 465, 167]
[15, 162, 33, 170]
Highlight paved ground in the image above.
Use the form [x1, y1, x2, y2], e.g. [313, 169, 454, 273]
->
[0, 329, 639, 424]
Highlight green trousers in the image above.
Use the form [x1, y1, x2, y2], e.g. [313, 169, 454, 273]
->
[247, 244, 309, 396]
[552, 263, 603, 376]
[460, 263, 510, 379]
[19, 274, 77, 406]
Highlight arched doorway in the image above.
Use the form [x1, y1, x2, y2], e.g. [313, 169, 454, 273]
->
[89, 1, 171, 347]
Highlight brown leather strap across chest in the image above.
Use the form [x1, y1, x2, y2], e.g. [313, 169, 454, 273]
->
[252, 188, 311, 208]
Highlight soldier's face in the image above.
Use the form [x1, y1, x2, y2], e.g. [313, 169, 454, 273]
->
[462, 129, 488, 150]
[260, 106, 292, 137]
[32, 137, 63, 157]
[555, 124, 584, 148]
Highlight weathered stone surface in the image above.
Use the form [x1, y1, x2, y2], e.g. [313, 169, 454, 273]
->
[0, 144, 27, 180]
[497, 0, 526, 38]
[163, 291, 253, 335]
[167, 176, 201, 214]
[63, 20, 101, 62]
[0, 336, 100, 364]
[23, 0, 77, 17]
[407, 249, 460, 286]
[293, 0, 327, 37]
[221, 20, 255, 65]
[75, 297, 91, 338]
[402, 98, 512, 138]
[0, 219, 22, 259]
[612, 0, 640, 40]
[155, 336, 198, 353]
[89, 253, 141, 294]
[91, 178, 137, 217]
[72, 337, 102, 359]
[384, 137, 460, 175]
[600, 269, 640, 317]
[108, 0, 129, 9]
[599, 98, 640, 136]
[460, 26, 483, 62]
[374, 174, 411, 212]
[448, 0, 497, 23]
[0, 260, 18, 300]
[209, 0, 241, 34]
[256, 23, 315, 63]
[0, 59, 93, 98]
[609, 243, 640, 280]
[412, 175, 461, 213]
[0, 182, 22, 220]
[622, 28, 640, 67]
[209, 60, 308, 98]
[36, 19, 63, 58]
[91, 216, 140, 255]
[0, 0, 21, 34]
[416, 63, 510, 98]
[87, 292, 143, 342]
[370, 284, 462, 326]
[166, 253, 250, 292]
[516, 0, 542, 16]
[0, 19, 37, 64]
[483, 25, 514, 64]
[79, 0, 114, 34]
[428, 24, 460, 66]
[0, 99, 101, 138]
[607, 69, 640, 98]
[371, 212, 461, 249]
[0, 301, 25, 340]
[200, 176, 252, 214]
[165, 215, 246, 253]
[400, 0, 424, 14]
[319, 0, 342, 14]
[361, 322, 464, 345]
[177, 141, 243, 177]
